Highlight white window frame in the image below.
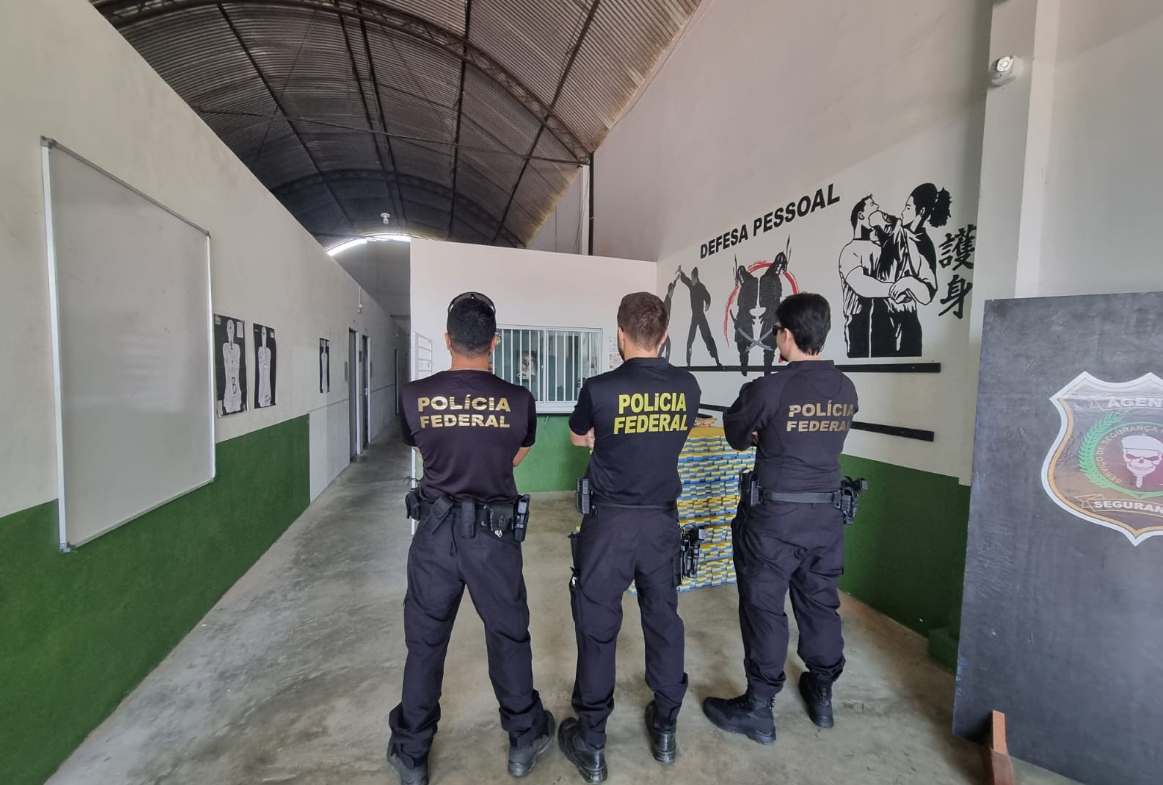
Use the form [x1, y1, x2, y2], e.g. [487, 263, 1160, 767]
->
[491, 325, 604, 414]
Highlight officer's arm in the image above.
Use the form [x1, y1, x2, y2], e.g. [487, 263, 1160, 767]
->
[515, 390, 537, 466]
[723, 381, 768, 450]
[568, 382, 595, 449]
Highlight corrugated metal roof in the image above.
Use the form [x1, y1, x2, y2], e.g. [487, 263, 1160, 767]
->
[90, 0, 703, 246]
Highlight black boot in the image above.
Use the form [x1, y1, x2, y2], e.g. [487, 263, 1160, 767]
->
[509, 710, 556, 778]
[387, 750, 428, 785]
[798, 672, 835, 728]
[702, 691, 776, 745]
[645, 701, 676, 765]
[557, 717, 608, 783]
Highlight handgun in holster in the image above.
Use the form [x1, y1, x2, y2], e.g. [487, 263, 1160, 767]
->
[512, 494, 531, 543]
[680, 526, 707, 579]
[575, 477, 592, 515]
[739, 470, 761, 509]
[837, 477, 868, 526]
[405, 488, 422, 521]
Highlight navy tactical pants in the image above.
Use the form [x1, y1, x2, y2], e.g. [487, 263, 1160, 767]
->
[731, 502, 846, 702]
[388, 514, 548, 768]
[569, 505, 687, 748]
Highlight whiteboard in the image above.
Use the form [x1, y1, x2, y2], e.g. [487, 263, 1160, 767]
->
[43, 140, 215, 549]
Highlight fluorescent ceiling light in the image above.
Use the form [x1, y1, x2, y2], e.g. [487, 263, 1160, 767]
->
[327, 233, 413, 256]
[327, 238, 368, 256]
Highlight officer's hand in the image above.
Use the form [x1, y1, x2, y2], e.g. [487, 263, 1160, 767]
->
[751, 431, 759, 445]
[585, 428, 596, 450]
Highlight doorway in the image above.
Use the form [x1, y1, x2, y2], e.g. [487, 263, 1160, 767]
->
[361, 334, 371, 450]
[348, 329, 360, 459]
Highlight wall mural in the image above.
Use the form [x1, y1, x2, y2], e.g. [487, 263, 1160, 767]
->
[661, 178, 976, 375]
[726, 239, 797, 376]
[840, 185, 974, 358]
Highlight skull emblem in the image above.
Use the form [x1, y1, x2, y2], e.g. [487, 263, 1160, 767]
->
[1121, 434, 1163, 488]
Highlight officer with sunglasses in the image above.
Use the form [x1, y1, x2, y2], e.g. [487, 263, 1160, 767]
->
[387, 292, 554, 785]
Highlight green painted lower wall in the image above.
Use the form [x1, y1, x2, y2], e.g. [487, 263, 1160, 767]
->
[838, 455, 970, 671]
[514, 415, 592, 492]
[0, 417, 310, 785]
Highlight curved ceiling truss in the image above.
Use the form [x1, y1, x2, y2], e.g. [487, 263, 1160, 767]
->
[91, 0, 701, 246]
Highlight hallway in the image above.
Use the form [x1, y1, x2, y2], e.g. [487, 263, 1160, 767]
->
[47, 439, 1068, 785]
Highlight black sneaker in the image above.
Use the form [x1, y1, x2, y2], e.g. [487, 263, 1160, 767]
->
[509, 710, 556, 778]
[645, 701, 676, 764]
[702, 691, 776, 745]
[557, 716, 608, 783]
[798, 672, 835, 728]
[387, 750, 429, 785]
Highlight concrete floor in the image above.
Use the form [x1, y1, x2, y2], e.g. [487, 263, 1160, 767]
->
[48, 438, 1075, 785]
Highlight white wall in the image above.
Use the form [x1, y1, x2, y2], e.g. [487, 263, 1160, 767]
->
[410, 240, 655, 378]
[1037, 1, 1163, 296]
[0, 0, 399, 519]
[333, 239, 412, 320]
[527, 170, 587, 255]
[593, 0, 992, 482]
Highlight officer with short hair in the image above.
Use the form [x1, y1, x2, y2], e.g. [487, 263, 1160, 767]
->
[558, 292, 702, 783]
[388, 292, 554, 785]
[703, 292, 859, 742]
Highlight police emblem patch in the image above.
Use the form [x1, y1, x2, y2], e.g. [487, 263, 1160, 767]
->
[1042, 373, 1163, 545]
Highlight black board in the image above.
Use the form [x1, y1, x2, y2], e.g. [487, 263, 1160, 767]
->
[954, 293, 1163, 785]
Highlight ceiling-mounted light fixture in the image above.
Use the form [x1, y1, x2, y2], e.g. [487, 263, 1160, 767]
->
[381, 212, 391, 225]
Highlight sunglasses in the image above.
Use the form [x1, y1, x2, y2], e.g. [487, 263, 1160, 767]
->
[447, 291, 496, 314]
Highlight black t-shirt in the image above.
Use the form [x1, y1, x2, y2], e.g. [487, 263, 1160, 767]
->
[723, 361, 858, 493]
[570, 358, 702, 505]
[401, 370, 536, 504]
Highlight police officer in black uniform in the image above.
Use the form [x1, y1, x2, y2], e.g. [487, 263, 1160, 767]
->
[388, 293, 554, 785]
[703, 293, 859, 742]
[558, 292, 702, 782]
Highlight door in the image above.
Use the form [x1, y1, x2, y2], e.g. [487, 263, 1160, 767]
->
[361, 334, 371, 449]
[348, 329, 359, 459]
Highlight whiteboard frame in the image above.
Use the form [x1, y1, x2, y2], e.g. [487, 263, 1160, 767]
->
[41, 138, 217, 552]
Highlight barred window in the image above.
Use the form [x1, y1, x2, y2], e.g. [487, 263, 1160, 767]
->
[491, 327, 602, 413]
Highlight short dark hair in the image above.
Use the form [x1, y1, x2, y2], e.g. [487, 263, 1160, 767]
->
[618, 292, 668, 350]
[776, 293, 831, 355]
[447, 297, 496, 356]
[850, 195, 873, 229]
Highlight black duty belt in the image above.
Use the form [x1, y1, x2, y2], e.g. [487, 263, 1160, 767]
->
[406, 489, 530, 541]
[593, 498, 678, 512]
[575, 477, 677, 515]
[763, 490, 842, 506]
[740, 470, 868, 525]
[416, 499, 517, 526]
